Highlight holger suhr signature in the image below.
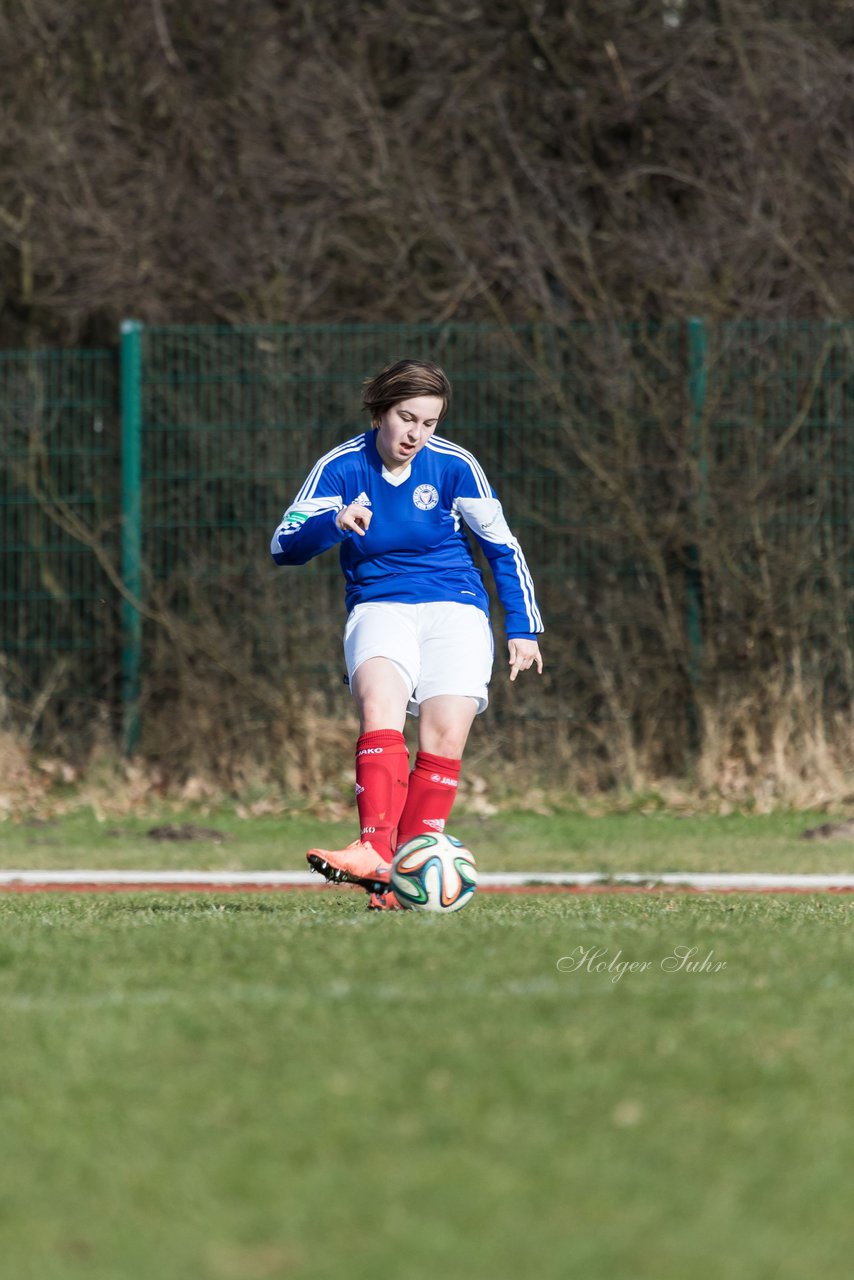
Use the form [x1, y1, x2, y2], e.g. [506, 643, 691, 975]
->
[557, 945, 727, 984]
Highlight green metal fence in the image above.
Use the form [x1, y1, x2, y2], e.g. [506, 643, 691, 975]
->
[0, 348, 118, 739]
[1, 321, 852, 771]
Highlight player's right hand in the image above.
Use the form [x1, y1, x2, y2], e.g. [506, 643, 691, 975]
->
[335, 503, 373, 536]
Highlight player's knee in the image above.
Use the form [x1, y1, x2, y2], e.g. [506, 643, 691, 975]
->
[356, 690, 406, 732]
[419, 725, 467, 757]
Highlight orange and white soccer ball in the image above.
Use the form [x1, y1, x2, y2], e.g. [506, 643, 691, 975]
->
[390, 833, 478, 912]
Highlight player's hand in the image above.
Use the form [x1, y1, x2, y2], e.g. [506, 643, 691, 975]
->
[508, 639, 543, 681]
[335, 503, 373, 536]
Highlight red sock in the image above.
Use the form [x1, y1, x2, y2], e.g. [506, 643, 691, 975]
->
[396, 752, 462, 848]
[355, 730, 410, 862]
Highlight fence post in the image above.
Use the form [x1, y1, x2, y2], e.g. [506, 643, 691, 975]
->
[686, 317, 708, 747]
[120, 320, 143, 754]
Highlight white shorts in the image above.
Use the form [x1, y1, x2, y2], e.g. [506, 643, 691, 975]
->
[343, 601, 494, 716]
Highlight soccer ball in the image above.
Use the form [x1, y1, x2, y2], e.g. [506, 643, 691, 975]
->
[390, 833, 478, 912]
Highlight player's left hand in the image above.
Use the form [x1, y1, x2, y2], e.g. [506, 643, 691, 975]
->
[508, 639, 543, 681]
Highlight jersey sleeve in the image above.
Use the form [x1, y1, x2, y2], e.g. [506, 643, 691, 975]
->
[448, 447, 544, 641]
[270, 452, 350, 566]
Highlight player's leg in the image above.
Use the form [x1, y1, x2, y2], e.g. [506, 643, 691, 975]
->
[395, 604, 493, 847]
[307, 605, 417, 892]
[416, 694, 479, 758]
[395, 695, 476, 846]
[352, 656, 408, 733]
[362, 686, 478, 908]
[350, 657, 411, 858]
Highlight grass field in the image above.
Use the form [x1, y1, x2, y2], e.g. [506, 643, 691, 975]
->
[1, 810, 853, 1278]
[2, 804, 854, 873]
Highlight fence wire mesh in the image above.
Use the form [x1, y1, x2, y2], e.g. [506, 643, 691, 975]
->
[0, 349, 118, 738]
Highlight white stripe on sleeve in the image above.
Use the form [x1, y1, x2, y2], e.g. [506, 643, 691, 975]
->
[455, 497, 543, 631]
[295, 436, 366, 503]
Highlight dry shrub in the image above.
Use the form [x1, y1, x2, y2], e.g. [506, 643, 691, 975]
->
[0, 730, 55, 817]
[696, 671, 854, 812]
[0, 1, 850, 345]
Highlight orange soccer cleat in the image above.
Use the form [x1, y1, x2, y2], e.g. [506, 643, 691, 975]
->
[306, 839, 391, 894]
[366, 889, 405, 912]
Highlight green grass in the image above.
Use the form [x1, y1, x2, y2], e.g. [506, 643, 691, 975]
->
[0, 891, 852, 1279]
[1, 805, 853, 873]
[2, 809, 852, 1275]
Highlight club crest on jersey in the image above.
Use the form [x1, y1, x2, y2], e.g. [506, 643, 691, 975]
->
[413, 484, 439, 511]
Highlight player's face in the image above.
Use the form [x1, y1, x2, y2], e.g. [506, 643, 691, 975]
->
[374, 396, 443, 473]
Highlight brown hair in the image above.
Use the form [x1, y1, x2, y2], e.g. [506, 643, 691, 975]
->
[361, 359, 451, 427]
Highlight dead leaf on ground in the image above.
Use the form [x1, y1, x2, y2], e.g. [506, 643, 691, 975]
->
[800, 819, 854, 841]
[146, 824, 228, 843]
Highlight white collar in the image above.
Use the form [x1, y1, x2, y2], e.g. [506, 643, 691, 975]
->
[381, 463, 412, 486]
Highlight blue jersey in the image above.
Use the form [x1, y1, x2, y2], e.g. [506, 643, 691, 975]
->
[270, 430, 543, 641]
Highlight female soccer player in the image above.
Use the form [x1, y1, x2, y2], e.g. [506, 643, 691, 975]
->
[270, 359, 543, 908]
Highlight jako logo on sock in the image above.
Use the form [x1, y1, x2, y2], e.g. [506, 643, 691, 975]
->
[429, 774, 458, 787]
[357, 747, 385, 756]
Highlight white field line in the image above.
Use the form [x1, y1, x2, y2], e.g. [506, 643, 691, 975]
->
[1, 869, 854, 891]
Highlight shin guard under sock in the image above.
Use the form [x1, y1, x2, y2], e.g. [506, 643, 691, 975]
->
[395, 751, 461, 847]
[355, 730, 410, 862]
